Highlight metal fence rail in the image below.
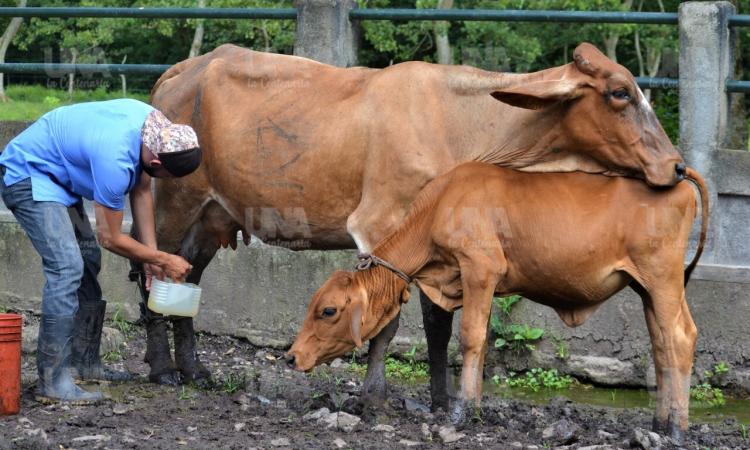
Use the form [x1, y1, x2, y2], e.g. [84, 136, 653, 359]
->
[1, 7, 749, 92]
[0, 7, 296, 19]
[350, 9, 678, 24]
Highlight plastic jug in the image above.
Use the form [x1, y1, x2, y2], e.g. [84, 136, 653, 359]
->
[0, 313, 22, 415]
[148, 278, 202, 317]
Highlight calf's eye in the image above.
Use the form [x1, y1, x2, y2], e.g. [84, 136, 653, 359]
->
[321, 307, 337, 318]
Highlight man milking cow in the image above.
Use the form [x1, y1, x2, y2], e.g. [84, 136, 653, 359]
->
[0, 99, 201, 403]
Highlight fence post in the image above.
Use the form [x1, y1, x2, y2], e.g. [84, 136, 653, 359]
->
[293, 0, 358, 67]
[678, 1, 735, 262]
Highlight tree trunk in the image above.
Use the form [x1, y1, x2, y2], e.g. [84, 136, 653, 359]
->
[0, 0, 27, 102]
[188, 0, 206, 58]
[434, 0, 453, 65]
[67, 48, 77, 99]
[602, 0, 634, 64]
[603, 34, 619, 63]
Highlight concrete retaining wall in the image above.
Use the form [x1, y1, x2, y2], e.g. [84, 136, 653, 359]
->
[1, 215, 748, 393]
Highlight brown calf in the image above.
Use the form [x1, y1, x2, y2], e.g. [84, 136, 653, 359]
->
[288, 163, 708, 441]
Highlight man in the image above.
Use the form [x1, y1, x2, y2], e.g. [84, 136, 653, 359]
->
[0, 98, 201, 403]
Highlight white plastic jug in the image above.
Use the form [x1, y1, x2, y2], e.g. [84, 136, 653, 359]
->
[148, 278, 202, 317]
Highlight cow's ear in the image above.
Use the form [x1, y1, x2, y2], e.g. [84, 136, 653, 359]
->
[349, 301, 364, 348]
[491, 80, 581, 110]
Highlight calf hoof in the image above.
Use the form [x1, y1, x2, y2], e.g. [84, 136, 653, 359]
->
[652, 416, 685, 446]
[149, 370, 181, 386]
[450, 400, 469, 428]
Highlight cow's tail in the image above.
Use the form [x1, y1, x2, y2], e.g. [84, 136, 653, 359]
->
[683, 167, 709, 286]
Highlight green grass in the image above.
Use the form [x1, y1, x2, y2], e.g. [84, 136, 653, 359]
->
[0, 85, 150, 121]
[349, 350, 429, 384]
[691, 382, 726, 407]
[493, 368, 574, 392]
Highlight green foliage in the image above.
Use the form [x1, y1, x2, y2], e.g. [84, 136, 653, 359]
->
[219, 372, 247, 395]
[651, 88, 680, 145]
[0, 85, 149, 120]
[554, 339, 569, 360]
[494, 295, 521, 317]
[177, 385, 197, 400]
[493, 368, 574, 392]
[102, 350, 123, 362]
[688, 362, 731, 408]
[111, 305, 136, 340]
[490, 296, 544, 353]
[349, 348, 429, 383]
[740, 424, 748, 441]
[690, 382, 726, 408]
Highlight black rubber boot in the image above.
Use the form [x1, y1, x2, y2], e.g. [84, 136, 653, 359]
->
[36, 315, 104, 404]
[71, 300, 131, 382]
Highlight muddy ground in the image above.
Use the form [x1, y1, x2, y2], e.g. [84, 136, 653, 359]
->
[0, 320, 747, 450]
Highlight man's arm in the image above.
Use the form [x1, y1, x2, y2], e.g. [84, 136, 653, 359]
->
[94, 199, 191, 281]
[129, 172, 158, 250]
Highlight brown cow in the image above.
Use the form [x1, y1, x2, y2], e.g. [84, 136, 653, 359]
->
[138, 42, 685, 402]
[287, 162, 708, 441]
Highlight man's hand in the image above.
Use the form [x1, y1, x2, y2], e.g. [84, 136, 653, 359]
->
[144, 263, 164, 290]
[160, 254, 193, 283]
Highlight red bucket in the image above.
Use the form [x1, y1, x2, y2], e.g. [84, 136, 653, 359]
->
[0, 313, 22, 415]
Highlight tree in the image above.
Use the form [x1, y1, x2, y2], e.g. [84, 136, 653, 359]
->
[0, 0, 27, 102]
[434, 0, 454, 64]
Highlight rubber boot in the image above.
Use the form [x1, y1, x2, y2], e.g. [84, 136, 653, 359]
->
[36, 315, 104, 404]
[71, 300, 131, 382]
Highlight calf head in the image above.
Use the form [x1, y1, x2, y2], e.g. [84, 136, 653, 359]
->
[491, 42, 684, 187]
[287, 270, 407, 371]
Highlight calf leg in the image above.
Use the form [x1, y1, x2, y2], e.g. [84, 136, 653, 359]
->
[419, 290, 454, 412]
[642, 290, 697, 443]
[362, 312, 400, 407]
[452, 284, 496, 425]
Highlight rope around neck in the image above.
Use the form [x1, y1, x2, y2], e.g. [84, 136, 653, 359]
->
[355, 253, 412, 285]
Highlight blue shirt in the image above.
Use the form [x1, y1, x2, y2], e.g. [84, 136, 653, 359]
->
[0, 99, 154, 210]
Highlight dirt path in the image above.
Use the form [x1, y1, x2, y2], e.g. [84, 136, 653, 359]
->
[0, 328, 747, 450]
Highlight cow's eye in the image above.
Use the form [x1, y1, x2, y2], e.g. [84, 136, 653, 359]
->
[321, 307, 337, 318]
[611, 88, 631, 101]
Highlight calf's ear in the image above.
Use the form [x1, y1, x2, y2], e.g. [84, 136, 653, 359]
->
[491, 80, 581, 110]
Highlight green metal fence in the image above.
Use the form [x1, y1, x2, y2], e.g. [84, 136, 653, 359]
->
[0, 6, 748, 92]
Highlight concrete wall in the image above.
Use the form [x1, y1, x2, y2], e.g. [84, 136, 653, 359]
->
[1, 214, 748, 393]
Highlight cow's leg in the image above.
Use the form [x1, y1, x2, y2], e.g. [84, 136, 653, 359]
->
[419, 290, 454, 412]
[172, 214, 223, 385]
[362, 312, 400, 407]
[641, 289, 696, 444]
[130, 253, 181, 386]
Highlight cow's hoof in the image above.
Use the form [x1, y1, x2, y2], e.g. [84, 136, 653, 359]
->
[149, 371, 181, 386]
[430, 394, 450, 413]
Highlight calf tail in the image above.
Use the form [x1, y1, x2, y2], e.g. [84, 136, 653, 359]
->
[683, 167, 709, 286]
